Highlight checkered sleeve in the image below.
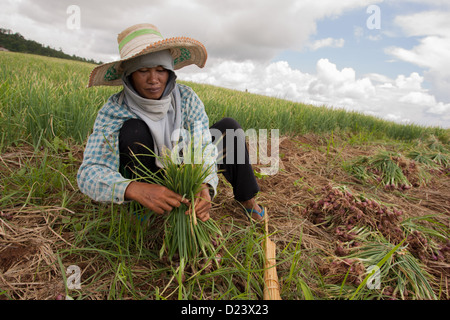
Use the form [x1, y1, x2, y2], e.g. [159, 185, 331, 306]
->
[77, 93, 135, 203]
[178, 84, 219, 195]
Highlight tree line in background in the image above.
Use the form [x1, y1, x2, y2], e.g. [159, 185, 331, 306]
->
[0, 28, 101, 64]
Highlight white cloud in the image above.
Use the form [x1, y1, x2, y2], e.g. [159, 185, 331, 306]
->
[1, 0, 380, 63]
[367, 34, 382, 41]
[394, 73, 424, 91]
[309, 59, 375, 103]
[354, 26, 364, 39]
[386, 10, 450, 102]
[394, 10, 450, 37]
[307, 38, 345, 51]
[178, 59, 450, 128]
[353, 25, 384, 42]
[426, 102, 450, 116]
[399, 92, 433, 105]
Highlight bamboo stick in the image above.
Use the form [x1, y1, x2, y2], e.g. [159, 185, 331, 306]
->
[263, 208, 282, 300]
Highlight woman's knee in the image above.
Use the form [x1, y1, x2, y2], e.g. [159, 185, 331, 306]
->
[121, 119, 149, 138]
[119, 119, 154, 153]
[211, 117, 242, 132]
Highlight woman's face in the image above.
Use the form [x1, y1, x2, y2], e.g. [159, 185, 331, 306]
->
[131, 66, 170, 100]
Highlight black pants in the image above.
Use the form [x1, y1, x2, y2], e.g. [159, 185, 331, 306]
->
[119, 117, 260, 202]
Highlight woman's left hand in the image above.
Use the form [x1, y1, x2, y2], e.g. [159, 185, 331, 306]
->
[185, 184, 211, 222]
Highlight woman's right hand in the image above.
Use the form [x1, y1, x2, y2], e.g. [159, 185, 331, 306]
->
[124, 181, 190, 214]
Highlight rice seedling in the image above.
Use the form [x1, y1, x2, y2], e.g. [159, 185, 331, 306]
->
[430, 152, 449, 168]
[401, 215, 449, 262]
[343, 149, 430, 191]
[346, 236, 438, 300]
[369, 151, 411, 190]
[127, 141, 223, 272]
[343, 155, 375, 183]
[422, 135, 449, 153]
[278, 230, 316, 300]
[407, 150, 438, 167]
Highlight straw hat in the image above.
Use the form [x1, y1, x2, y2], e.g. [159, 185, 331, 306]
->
[87, 23, 207, 87]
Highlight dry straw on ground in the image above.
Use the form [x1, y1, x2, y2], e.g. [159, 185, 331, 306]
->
[1, 134, 449, 299]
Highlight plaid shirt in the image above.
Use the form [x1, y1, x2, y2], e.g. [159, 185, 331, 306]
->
[77, 84, 218, 204]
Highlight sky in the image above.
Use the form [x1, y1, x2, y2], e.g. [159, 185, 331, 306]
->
[1, 0, 450, 128]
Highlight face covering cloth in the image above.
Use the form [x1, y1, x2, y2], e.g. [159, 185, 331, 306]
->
[120, 50, 182, 168]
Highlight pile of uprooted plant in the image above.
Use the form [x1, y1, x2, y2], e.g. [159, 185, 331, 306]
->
[0, 133, 449, 300]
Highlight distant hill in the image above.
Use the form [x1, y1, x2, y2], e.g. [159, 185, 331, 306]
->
[0, 27, 101, 64]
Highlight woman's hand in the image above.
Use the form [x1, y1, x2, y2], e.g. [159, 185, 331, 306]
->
[185, 184, 212, 222]
[125, 181, 190, 214]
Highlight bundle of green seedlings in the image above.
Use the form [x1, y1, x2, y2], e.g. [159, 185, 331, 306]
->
[344, 150, 424, 191]
[402, 215, 449, 263]
[130, 142, 222, 271]
[344, 237, 438, 300]
[407, 150, 449, 175]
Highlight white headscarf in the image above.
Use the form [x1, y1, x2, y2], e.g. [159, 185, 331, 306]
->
[120, 50, 182, 168]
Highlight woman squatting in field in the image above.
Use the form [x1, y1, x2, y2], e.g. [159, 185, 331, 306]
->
[77, 23, 265, 222]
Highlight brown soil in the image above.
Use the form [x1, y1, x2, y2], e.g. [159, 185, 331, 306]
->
[216, 135, 449, 298]
[1, 134, 449, 299]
